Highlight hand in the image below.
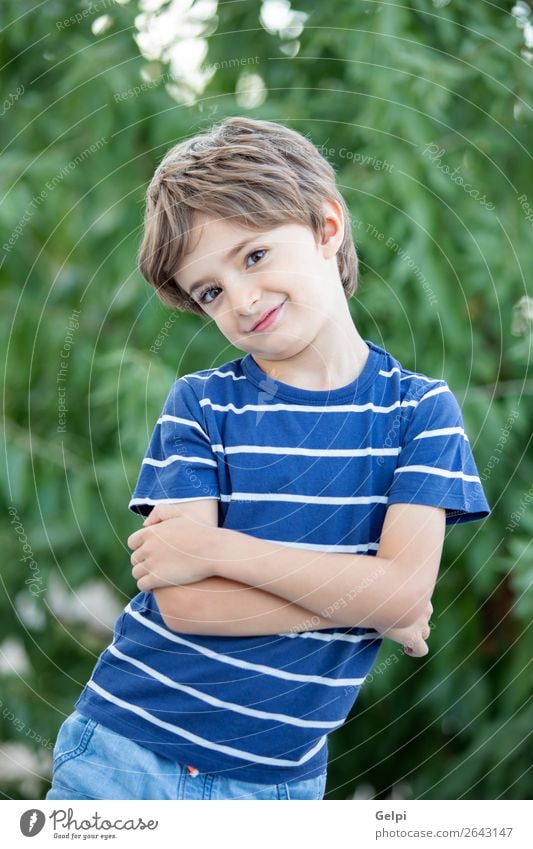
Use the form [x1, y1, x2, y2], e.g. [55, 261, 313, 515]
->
[128, 508, 217, 592]
[142, 503, 189, 527]
[379, 600, 433, 658]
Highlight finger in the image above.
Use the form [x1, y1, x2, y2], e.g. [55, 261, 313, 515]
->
[137, 573, 171, 592]
[127, 529, 145, 550]
[143, 514, 162, 526]
[416, 638, 429, 657]
[145, 504, 183, 525]
[130, 549, 146, 567]
[131, 563, 147, 580]
[143, 507, 163, 526]
[405, 637, 428, 658]
[418, 640, 429, 657]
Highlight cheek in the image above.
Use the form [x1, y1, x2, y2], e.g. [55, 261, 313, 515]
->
[214, 315, 243, 344]
[213, 309, 233, 330]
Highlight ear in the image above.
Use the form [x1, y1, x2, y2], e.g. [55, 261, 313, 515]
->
[320, 199, 344, 259]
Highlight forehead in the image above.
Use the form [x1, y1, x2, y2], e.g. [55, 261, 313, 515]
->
[184, 214, 261, 258]
[179, 215, 309, 278]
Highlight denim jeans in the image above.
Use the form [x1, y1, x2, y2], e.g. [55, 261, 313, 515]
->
[45, 711, 327, 800]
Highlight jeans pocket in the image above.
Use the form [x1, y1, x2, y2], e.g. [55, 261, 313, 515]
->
[317, 770, 327, 799]
[284, 770, 327, 800]
[53, 711, 98, 771]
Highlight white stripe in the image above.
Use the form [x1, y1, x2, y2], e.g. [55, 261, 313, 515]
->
[128, 496, 219, 509]
[87, 680, 328, 767]
[394, 465, 480, 482]
[157, 414, 208, 440]
[199, 389, 450, 415]
[220, 492, 388, 506]
[269, 540, 380, 554]
[280, 630, 380, 644]
[211, 445, 401, 458]
[185, 368, 444, 391]
[378, 367, 444, 386]
[142, 454, 217, 469]
[183, 369, 247, 382]
[401, 374, 444, 383]
[417, 385, 450, 402]
[126, 605, 366, 686]
[201, 399, 419, 414]
[108, 645, 343, 729]
[413, 427, 469, 441]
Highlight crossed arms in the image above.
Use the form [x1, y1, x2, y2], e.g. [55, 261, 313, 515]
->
[128, 499, 445, 639]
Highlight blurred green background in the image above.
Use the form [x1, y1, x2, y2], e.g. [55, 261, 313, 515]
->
[1, 0, 531, 800]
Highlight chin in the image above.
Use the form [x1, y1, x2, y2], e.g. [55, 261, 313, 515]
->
[260, 345, 304, 364]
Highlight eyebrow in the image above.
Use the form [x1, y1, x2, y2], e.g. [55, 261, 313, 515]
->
[185, 236, 263, 298]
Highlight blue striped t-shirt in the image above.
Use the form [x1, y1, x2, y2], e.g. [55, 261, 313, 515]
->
[75, 339, 490, 783]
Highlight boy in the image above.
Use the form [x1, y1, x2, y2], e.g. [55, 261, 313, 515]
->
[46, 117, 490, 801]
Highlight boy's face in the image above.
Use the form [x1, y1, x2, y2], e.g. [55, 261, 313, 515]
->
[175, 201, 347, 365]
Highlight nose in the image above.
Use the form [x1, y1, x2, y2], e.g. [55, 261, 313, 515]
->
[224, 275, 260, 316]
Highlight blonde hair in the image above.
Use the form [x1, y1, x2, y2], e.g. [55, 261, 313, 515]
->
[138, 116, 358, 317]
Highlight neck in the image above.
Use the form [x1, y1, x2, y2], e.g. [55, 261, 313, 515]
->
[254, 312, 369, 392]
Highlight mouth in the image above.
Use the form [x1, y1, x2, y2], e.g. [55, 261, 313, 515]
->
[250, 300, 286, 333]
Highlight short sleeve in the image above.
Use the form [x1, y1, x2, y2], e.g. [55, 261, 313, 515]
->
[128, 378, 220, 516]
[386, 382, 491, 526]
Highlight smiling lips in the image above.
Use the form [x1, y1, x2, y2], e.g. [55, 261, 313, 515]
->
[250, 301, 285, 332]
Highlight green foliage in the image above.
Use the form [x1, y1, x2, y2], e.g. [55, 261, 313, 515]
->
[1, 0, 531, 800]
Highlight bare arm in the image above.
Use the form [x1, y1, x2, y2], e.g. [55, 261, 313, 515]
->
[135, 501, 444, 636]
[155, 577, 346, 636]
[142, 500, 347, 635]
[208, 503, 446, 632]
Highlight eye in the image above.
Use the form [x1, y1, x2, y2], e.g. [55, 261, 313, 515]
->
[198, 285, 221, 305]
[197, 249, 267, 306]
[245, 248, 267, 268]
